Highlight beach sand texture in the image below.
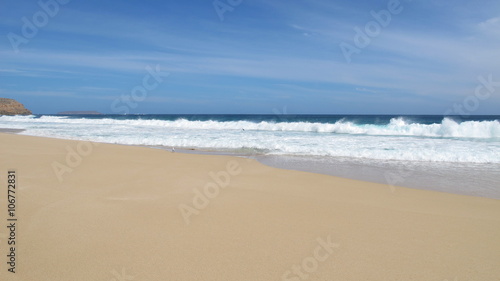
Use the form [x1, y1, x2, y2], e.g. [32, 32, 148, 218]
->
[0, 133, 499, 281]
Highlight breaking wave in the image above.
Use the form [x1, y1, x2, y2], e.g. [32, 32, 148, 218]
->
[2, 115, 499, 139]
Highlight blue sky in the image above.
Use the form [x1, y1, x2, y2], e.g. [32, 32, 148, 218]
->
[1, 0, 499, 114]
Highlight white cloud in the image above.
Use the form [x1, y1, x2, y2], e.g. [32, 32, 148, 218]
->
[478, 16, 500, 35]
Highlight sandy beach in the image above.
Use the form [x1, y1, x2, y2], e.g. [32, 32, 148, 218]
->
[1, 132, 499, 281]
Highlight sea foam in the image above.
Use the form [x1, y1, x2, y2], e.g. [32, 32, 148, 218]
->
[2, 115, 499, 139]
[1, 115, 499, 163]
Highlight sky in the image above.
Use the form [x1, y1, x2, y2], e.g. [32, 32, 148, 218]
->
[1, 0, 499, 115]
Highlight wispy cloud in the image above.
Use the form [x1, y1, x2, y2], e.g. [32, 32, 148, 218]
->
[1, 0, 499, 114]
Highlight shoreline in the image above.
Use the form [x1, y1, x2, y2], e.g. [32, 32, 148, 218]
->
[4, 130, 499, 199]
[0, 128, 25, 133]
[150, 145, 500, 199]
[1, 132, 499, 280]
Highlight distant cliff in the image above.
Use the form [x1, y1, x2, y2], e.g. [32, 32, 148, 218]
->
[0, 98, 32, 115]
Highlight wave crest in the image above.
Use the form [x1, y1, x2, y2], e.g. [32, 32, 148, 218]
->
[1, 115, 497, 139]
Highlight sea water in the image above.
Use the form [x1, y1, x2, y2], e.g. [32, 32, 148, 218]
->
[1, 114, 499, 198]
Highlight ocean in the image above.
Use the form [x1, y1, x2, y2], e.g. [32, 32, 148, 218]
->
[1, 114, 499, 198]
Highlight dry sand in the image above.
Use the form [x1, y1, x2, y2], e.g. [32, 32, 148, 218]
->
[0, 133, 499, 281]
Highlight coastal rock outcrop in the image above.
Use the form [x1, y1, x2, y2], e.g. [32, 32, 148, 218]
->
[0, 98, 32, 115]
